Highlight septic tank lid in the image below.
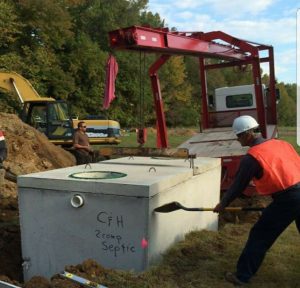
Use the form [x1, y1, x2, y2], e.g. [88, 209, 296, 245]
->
[69, 171, 127, 179]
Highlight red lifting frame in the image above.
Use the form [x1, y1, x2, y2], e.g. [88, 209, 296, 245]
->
[109, 26, 277, 148]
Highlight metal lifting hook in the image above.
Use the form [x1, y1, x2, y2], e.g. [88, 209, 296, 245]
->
[149, 167, 156, 173]
[85, 163, 92, 169]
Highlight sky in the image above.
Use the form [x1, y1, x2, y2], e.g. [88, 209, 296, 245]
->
[146, 0, 298, 84]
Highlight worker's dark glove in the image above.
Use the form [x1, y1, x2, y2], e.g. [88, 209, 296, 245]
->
[213, 203, 225, 213]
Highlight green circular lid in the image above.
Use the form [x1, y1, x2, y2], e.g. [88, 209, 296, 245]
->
[69, 171, 127, 180]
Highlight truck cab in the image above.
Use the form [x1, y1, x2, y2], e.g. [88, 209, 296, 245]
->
[210, 84, 265, 127]
[208, 84, 279, 138]
[215, 84, 264, 110]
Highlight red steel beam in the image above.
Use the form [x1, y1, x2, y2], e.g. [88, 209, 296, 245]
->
[149, 55, 170, 148]
[200, 31, 259, 57]
[109, 26, 249, 61]
[267, 47, 277, 125]
[252, 59, 267, 138]
[205, 57, 270, 70]
[199, 57, 209, 129]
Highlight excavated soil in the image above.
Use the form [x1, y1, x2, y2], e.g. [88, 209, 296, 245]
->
[0, 113, 270, 287]
[0, 112, 75, 199]
[0, 112, 76, 285]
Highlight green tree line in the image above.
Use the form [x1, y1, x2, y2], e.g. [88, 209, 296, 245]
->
[0, 0, 296, 128]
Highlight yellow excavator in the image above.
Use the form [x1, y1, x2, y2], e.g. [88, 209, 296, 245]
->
[0, 71, 121, 146]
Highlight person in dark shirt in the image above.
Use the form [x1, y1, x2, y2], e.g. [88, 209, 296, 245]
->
[214, 115, 300, 286]
[72, 121, 92, 165]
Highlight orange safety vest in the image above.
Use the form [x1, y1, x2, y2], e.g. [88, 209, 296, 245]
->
[248, 139, 300, 195]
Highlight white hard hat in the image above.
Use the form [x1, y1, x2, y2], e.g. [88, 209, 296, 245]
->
[232, 115, 259, 135]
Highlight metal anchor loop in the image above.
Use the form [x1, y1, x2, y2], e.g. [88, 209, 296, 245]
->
[148, 167, 156, 173]
[85, 163, 92, 169]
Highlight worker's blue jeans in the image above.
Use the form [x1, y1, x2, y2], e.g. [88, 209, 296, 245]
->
[236, 185, 300, 283]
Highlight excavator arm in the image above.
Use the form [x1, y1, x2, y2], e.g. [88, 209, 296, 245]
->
[0, 71, 55, 103]
[0, 71, 73, 145]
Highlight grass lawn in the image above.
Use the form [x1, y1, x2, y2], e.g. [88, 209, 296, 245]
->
[117, 127, 198, 148]
[278, 127, 299, 152]
[75, 223, 300, 288]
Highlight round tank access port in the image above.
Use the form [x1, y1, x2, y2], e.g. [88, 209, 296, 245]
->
[71, 194, 84, 208]
[69, 171, 127, 180]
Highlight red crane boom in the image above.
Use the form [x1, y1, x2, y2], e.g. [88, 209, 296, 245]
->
[109, 25, 277, 148]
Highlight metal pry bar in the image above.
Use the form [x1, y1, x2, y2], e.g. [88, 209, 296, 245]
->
[60, 271, 108, 288]
[0, 280, 22, 288]
[98, 147, 190, 159]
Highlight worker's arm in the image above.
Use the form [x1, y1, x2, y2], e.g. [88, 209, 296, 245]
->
[214, 154, 262, 213]
[73, 133, 92, 152]
[73, 143, 91, 151]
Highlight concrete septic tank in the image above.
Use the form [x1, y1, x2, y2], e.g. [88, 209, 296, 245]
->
[17, 156, 221, 280]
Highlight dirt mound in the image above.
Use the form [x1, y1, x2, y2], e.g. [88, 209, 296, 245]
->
[0, 112, 75, 198]
[0, 112, 76, 282]
[24, 259, 136, 288]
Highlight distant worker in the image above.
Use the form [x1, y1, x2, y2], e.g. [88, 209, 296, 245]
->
[73, 121, 93, 165]
[0, 130, 7, 192]
[214, 115, 300, 286]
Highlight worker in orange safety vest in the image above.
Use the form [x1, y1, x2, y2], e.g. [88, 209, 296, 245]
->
[214, 115, 300, 286]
